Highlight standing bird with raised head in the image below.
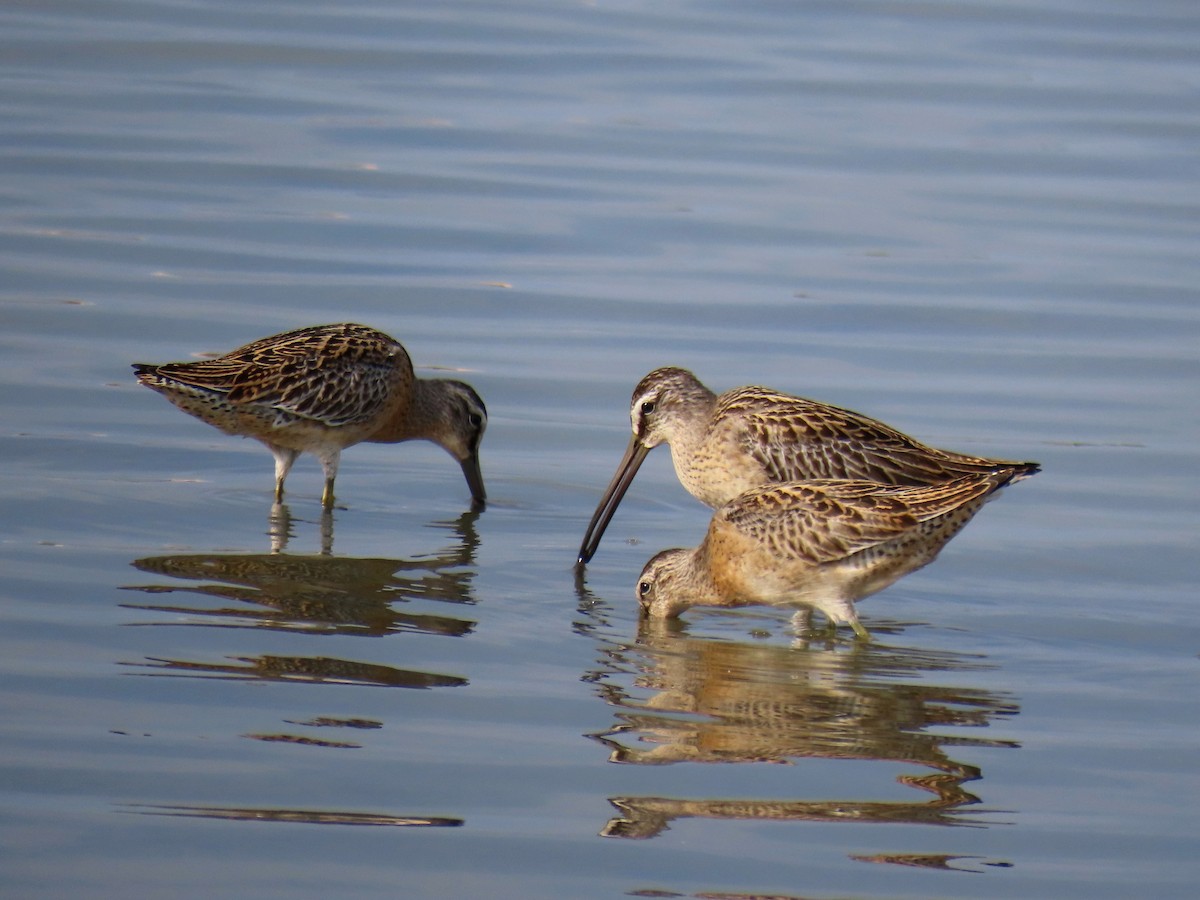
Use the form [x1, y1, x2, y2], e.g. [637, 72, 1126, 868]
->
[578, 367, 1038, 564]
[133, 323, 487, 508]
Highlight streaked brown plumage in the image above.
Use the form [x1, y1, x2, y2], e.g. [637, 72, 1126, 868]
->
[578, 367, 1039, 563]
[133, 323, 487, 507]
[635, 469, 1022, 639]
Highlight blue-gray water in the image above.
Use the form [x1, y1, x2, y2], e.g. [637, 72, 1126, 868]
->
[2, 1, 1198, 898]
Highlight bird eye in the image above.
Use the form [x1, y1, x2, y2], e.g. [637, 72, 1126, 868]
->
[638, 580, 652, 596]
[468, 413, 483, 428]
[640, 401, 656, 415]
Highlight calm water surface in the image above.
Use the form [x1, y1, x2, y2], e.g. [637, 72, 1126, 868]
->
[2, 1, 1198, 898]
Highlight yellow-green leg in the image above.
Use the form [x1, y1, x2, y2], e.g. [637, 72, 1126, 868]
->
[269, 446, 300, 502]
[317, 449, 341, 509]
[849, 618, 873, 642]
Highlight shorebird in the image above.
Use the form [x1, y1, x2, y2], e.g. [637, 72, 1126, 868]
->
[634, 470, 1024, 639]
[133, 323, 487, 508]
[577, 367, 1038, 564]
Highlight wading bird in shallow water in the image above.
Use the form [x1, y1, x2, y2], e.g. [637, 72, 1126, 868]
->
[133, 323, 487, 508]
[577, 367, 1039, 564]
[634, 469, 1025, 640]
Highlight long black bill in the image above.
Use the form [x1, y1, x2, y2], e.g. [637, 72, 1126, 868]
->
[576, 435, 650, 566]
[460, 452, 486, 508]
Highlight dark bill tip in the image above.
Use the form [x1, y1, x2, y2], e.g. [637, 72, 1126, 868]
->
[460, 453, 486, 507]
[576, 435, 649, 565]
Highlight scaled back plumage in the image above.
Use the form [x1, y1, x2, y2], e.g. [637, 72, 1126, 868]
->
[577, 366, 1038, 564]
[133, 323, 486, 507]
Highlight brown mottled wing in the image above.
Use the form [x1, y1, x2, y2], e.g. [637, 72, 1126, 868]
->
[721, 387, 1020, 485]
[148, 323, 411, 428]
[718, 475, 1007, 565]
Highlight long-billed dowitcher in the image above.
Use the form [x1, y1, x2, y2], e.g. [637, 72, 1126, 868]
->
[634, 469, 1023, 639]
[578, 367, 1039, 564]
[133, 323, 487, 508]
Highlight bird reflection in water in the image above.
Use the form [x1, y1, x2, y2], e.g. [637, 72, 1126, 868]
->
[120, 804, 462, 828]
[850, 851, 1012, 872]
[579, 607, 1019, 842]
[122, 506, 480, 639]
[267, 501, 330, 554]
[118, 507, 481, 686]
[123, 653, 468, 689]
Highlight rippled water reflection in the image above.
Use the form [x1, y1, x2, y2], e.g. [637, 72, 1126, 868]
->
[586, 616, 1018, 838]
[123, 507, 481, 637]
[2, 0, 1199, 898]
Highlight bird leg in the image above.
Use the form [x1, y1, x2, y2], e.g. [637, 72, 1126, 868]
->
[269, 445, 300, 502]
[800, 597, 873, 642]
[316, 449, 341, 509]
[831, 601, 873, 642]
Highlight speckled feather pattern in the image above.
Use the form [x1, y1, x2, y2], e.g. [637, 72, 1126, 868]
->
[639, 368, 1039, 504]
[716, 474, 1007, 567]
[635, 469, 1020, 635]
[577, 366, 1038, 565]
[725, 386, 1024, 485]
[135, 323, 412, 432]
[133, 323, 487, 506]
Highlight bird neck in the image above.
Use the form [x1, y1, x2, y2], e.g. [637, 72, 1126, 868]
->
[658, 381, 716, 456]
[682, 545, 724, 607]
[369, 379, 443, 445]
